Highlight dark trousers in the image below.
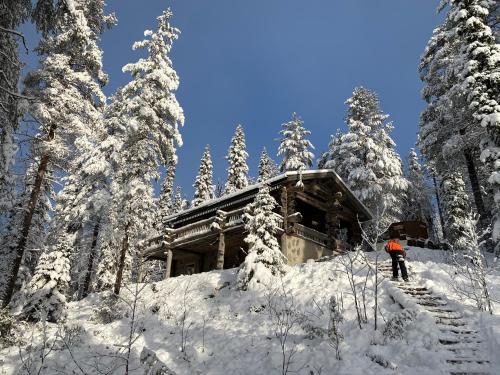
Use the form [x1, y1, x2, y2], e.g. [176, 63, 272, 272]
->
[390, 251, 408, 280]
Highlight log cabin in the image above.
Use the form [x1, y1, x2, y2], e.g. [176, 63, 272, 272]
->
[142, 169, 372, 277]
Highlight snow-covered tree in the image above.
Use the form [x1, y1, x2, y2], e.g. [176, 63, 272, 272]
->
[102, 9, 184, 294]
[404, 149, 433, 225]
[192, 145, 214, 207]
[225, 125, 249, 194]
[441, 171, 476, 250]
[419, 0, 499, 245]
[237, 184, 287, 290]
[15, 230, 73, 323]
[319, 129, 342, 170]
[258, 147, 279, 182]
[1, 0, 112, 306]
[157, 159, 176, 228]
[418, 3, 490, 224]
[327, 87, 408, 227]
[278, 113, 314, 172]
[0, 158, 54, 300]
[0, 1, 35, 217]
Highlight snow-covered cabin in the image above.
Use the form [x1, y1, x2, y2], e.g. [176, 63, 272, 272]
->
[142, 170, 372, 277]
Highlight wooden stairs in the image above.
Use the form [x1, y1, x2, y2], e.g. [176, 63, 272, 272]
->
[378, 262, 491, 375]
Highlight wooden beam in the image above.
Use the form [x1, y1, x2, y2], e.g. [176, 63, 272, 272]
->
[296, 191, 328, 211]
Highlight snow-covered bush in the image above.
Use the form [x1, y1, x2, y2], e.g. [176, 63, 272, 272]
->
[382, 309, 417, 343]
[141, 347, 177, 375]
[327, 296, 344, 360]
[92, 293, 126, 324]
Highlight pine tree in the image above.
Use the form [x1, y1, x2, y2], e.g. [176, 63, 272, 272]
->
[404, 149, 433, 224]
[329, 87, 408, 227]
[15, 231, 73, 322]
[257, 147, 279, 182]
[1, 0, 112, 307]
[225, 125, 249, 194]
[237, 184, 287, 290]
[102, 9, 184, 295]
[323, 129, 348, 179]
[418, 2, 489, 224]
[0, 158, 53, 300]
[192, 145, 214, 207]
[446, 0, 500, 248]
[157, 159, 177, 228]
[278, 113, 314, 172]
[441, 171, 476, 250]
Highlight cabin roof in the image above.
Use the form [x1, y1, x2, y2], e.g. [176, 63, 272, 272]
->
[166, 169, 373, 225]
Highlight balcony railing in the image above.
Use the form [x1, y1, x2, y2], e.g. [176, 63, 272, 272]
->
[291, 223, 328, 247]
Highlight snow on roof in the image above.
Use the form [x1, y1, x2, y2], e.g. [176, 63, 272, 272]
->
[165, 169, 373, 223]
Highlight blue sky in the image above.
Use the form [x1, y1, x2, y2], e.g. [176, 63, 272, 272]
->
[22, 1, 443, 197]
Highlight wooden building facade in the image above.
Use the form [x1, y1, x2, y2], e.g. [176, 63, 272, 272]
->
[142, 170, 372, 277]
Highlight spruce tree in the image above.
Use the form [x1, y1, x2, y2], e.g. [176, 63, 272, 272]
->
[0, 158, 53, 300]
[446, 0, 500, 247]
[157, 159, 177, 228]
[441, 171, 476, 250]
[321, 129, 343, 172]
[225, 125, 249, 194]
[329, 87, 408, 227]
[278, 113, 314, 172]
[2, 1, 111, 306]
[237, 184, 287, 290]
[404, 149, 433, 225]
[13, 198, 74, 322]
[192, 145, 214, 207]
[257, 147, 279, 182]
[102, 9, 184, 295]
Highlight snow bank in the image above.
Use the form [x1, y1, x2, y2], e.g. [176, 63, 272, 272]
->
[1, 249, 499, 374]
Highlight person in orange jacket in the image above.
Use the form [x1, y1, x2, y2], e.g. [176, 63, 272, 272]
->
[385, 234, 409, 282]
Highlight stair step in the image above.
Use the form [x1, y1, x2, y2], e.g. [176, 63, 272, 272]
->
[446, 358, 490, 364]
[427, 308, 457, 313]
[439, 328, 478, 334]
[399, 287, 428, 291]
[404, 290, 433, 296]
[438, 321, 468, 327]
[449, 372, 490, 375]
[440, 339, 482, 345]
[417, 301, 448, 307]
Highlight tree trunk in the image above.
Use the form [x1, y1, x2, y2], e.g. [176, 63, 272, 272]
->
[432, 174, 446, 237]
[2, 126, 55, 307]
[463, 149, 488, 224]
[114, 222, 130, 295]
[82, 217, 101, 298]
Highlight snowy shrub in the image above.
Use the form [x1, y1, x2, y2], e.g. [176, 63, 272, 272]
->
[92, 293, 126, 324]
[62, 323, 86, 347]
[141, 347, 177, 375]
[0, 308, 21, 348]
[327, 296, 343, 360]
[382, 309, 417, 343]
[150, 303, 161, 314]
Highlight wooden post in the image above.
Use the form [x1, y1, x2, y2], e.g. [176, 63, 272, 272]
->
[163, 228, 175, 279]
[215, 210, 227, 270]
[164, 248, 173, 278]
[216, 231, 225, 270]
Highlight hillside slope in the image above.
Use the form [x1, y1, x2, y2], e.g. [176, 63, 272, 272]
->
[1, 249, 499, 375]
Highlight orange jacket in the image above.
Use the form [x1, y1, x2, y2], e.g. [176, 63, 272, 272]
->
[385, 239, 403, 252]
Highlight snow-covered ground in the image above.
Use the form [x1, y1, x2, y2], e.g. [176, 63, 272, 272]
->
[1, 248, 499, 374]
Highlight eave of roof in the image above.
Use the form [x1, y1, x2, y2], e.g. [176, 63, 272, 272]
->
[165, 169, 373, 224]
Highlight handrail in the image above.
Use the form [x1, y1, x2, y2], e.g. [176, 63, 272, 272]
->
[291, 223, 328, 247]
